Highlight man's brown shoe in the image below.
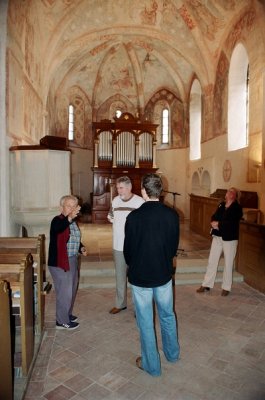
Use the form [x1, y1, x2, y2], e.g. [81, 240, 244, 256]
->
[109, 306, 127, 314]
[221, 290, 230, 296]
[136, 356, 143, 371]
[196, 286, 210, 293]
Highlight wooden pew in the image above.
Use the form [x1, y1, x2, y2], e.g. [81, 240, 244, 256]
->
[0, 235, 46, 335]
[0, 254, 34, 377]
[0, 280, 13, 400]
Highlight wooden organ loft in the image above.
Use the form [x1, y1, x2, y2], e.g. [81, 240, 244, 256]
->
[92, 112, 158, 223]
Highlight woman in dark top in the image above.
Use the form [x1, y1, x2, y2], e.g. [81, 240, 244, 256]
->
[197, 187, 243, 296]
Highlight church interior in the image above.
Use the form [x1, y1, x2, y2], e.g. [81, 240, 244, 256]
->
[0, 0, 265, 399]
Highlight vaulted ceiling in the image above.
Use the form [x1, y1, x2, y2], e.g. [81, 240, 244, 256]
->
[8, 0, 264, 112]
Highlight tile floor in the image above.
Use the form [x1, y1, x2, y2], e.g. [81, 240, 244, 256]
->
[22, 222, 265, 400]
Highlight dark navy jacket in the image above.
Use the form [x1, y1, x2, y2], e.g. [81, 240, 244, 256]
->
[124, 201, 179, 288]
[210, 201, 243, 241]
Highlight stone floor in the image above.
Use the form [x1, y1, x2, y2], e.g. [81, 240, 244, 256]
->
[22, 223, 265, 400]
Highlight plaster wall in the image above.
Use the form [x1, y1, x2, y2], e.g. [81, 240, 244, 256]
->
[0, 0, 14, 235]
[70, 147, 93, 204]
[156, 148, 187, 219]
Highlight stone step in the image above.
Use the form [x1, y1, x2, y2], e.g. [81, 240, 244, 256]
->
[47, 258, 243, 289]
[78, 271, 243, 289]
[175, 271, 243, 285]
[79, 258, 225, 275]
[76, 258, 243, 288]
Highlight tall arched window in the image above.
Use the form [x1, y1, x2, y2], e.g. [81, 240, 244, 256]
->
[228, 43, 249, 151]
[189, 79, 202, 160]
[162, 108, 169, 144]
[68, 104, 74, 141]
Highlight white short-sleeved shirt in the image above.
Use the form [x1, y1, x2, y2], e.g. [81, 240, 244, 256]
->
[108, 194, 144, 251]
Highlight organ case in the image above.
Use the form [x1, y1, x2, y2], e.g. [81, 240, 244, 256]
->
[92, 113, 158, 223]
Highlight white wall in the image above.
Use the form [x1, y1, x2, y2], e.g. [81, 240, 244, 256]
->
[70, 147, 93, 205]
[157, 148, 187, 219]
[0, 1, 15, 235]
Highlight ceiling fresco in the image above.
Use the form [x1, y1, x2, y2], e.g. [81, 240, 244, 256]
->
[7, 0, 264, 112]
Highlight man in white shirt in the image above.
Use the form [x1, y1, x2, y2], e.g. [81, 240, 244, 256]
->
[108, 176, 144, 314]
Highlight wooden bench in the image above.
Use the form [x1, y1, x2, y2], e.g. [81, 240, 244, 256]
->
[0, 235, 47, 335]
[0, 254, 34, 377]
[0, 280, 13, 400]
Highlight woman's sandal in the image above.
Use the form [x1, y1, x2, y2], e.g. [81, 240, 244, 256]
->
[136, 356, 144, 371]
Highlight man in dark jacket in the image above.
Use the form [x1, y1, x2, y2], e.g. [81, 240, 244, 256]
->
[197, 187, 243, 296]
[124, 173, 180, 376]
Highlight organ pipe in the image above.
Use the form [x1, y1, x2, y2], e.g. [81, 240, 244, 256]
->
[97, 129, 154, 167]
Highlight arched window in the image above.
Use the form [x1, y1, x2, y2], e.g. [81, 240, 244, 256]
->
[162, 108, 169, 144]
[116, 109, 122, 118]
[68, 104, 74, 141]
[189, 79, 202, 160]
[228, 43, 249, 151]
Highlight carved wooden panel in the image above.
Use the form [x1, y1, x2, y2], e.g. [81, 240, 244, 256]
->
[236, 222, 265, 294]
[189, 194, 219, 239]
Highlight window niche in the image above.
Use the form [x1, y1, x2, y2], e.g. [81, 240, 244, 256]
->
[191, 168, 211, 197]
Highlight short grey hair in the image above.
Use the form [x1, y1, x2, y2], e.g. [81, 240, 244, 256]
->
[60, 195, 78, 207]
[116, 176, 132, 187]
[141, 173, 163, 199]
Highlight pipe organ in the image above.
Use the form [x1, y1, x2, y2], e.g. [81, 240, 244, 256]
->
[92, 112, 158, 223]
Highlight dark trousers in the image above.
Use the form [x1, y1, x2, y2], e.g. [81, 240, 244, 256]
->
[48, 255, 79, 324]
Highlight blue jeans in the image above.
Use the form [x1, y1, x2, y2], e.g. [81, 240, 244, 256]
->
[131, 280, 180, 376]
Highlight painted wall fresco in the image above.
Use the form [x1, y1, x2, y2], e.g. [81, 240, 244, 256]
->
[213, 51, 229, 138]
[7, 47, 43, 144]
[6, 50, 24, 142]
[23, 78, 43, 142]
[94, 46, 138, 109]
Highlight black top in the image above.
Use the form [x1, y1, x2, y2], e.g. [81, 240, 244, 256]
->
[124, 201, 179, 288]
[48, 214, 70, 269]
[210, 201, 243, 241]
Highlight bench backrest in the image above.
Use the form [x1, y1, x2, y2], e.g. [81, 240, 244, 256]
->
[0, 253, 34, 376]
[0, 234, 45, 264]
[0, 253, 34, 265]
[0, 280, 13, 400]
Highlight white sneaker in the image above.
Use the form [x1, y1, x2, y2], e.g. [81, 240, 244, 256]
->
[56, 321, 79, 330]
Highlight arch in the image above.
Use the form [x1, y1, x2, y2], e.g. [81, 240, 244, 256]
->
[201, 170, 211, 196]
[191, 171, 200, 194]
[189, 79, 202, 160]
[145, 88, 185, 148]
[96, 94, 134, 121]
[228, 43, 249, 151]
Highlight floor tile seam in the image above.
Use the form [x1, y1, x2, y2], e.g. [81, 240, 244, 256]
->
[30, 331, 55, 383]
[208, 380, 245, 396]
[80, 381, 113, 396]
[44, 371, 79, 390]
[42, 383, 77, 398]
